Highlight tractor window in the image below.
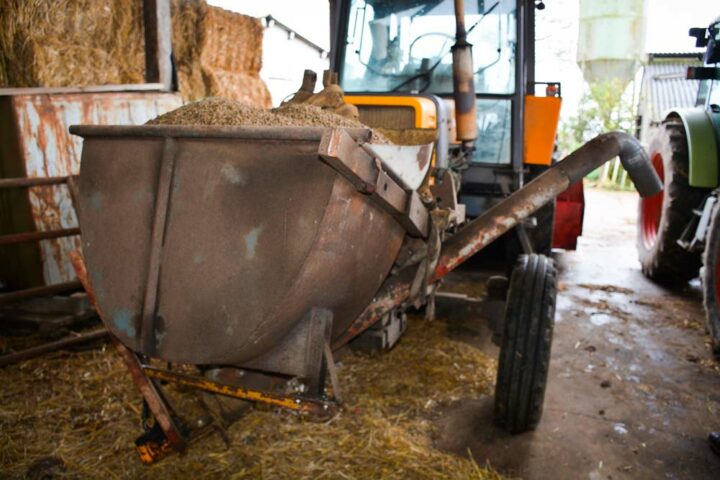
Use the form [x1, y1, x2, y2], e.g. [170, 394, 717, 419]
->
[340, 0, 517, 95]
[473, 99, 511, 164]
[697, 80, 711, 107]
[709, 81, 720, 109]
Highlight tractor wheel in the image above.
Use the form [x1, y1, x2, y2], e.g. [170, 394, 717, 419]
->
[494, 253, 557, 433]
[637, 119, 707, 284]
[702, 201, 720, 358]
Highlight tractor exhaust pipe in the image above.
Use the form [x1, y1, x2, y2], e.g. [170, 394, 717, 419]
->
[334, 132, 663, 348]
[452, 0, 478, 150]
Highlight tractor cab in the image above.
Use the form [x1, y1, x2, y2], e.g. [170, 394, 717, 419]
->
[691, 16, 720, 110]
[330, 0, 579, 257]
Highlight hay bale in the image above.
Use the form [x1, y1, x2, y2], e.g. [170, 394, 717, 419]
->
[170, 2, 269, 105]
[200, 6, 263, 75]
[0, 0, 270, 107]
[203, 70, 272, 108]
[171, 0, 208, 100]
[0, 0, 144, 88]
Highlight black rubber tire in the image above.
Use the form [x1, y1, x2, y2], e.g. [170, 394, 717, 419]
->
[494, 253, 557, 434]
[702, 200, 720, 358]
[637, 119, 708, 284]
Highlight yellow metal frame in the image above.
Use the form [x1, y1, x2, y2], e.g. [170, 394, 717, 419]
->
[345, 95, 438, 129]
[142, 366, 337, 416]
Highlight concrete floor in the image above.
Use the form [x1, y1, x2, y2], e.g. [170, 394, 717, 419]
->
[436, 188, 720, 479]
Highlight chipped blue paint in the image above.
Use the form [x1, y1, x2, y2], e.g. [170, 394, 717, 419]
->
[221, 164, 246, 185]
[193, 253, 204, 265]
[132, 189, 149, 205]
[155, 329, 167, 347]
[89, 270, 106, 301]
[244, 226, 264, 259]
[112, 308, 136, 338]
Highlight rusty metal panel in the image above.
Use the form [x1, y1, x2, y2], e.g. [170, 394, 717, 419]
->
[3, 92, 182, 287]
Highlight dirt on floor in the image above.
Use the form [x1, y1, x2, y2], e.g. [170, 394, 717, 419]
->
[435, 188, 720, 480]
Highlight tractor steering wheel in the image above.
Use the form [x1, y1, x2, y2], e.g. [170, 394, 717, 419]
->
[408, 32, 454, 63]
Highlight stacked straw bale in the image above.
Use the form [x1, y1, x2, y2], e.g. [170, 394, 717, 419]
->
[0, 0, 271, 107]
[0, 0, 145, 88]
[195, 6, 271, 106]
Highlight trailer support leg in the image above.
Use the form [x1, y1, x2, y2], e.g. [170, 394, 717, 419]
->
[69, 251, 187, 459]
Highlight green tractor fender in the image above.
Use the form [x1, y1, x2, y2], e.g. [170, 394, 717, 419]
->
[666, 108, 720, 188]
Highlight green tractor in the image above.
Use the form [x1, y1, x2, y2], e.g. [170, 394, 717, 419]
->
[637, 16, 720, 354]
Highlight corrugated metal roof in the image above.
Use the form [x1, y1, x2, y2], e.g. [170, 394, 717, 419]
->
[641, 53, 703, 121]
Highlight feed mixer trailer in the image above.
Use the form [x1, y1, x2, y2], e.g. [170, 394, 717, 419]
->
[68, 0, 663, 463]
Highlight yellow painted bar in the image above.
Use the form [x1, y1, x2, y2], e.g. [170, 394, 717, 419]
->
[142, 366, 334, 415]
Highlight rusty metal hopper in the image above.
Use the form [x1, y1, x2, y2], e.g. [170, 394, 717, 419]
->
[70, 125, 433, 366]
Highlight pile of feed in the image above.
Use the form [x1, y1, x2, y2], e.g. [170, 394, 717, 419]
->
[0, 0, 270, 106]
[0, 317, 500, 479]
[147, 97, 390, 143]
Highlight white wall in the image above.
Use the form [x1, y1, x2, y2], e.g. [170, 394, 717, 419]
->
[261, 25, 329, 105]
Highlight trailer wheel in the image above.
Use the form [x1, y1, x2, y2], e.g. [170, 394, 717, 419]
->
[494, 253, 557, 433]
[702, 201, 720, 357]
[637, 120, 707, 284]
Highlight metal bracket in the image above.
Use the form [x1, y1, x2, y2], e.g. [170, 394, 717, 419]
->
[71, 252, 187, 453]
[115, 343, 187, 453]
[323, 341, 343, 404]
[140, 137, 178, 354]
[349, 309, 407, 354]
[142, 366, 338, 417]
[318, 128, 429, 237]
[500, 181, 534, 254]
[679, 194, 717, 252]
[242, 307, 332, 387]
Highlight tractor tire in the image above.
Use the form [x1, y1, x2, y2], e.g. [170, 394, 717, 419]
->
[637, 119, 707, 284]
[494, 253, 557, 434]
[702, 200, 720, 358]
